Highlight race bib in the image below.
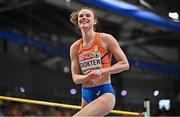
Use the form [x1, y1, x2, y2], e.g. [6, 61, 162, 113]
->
[79, 50, 102, 74]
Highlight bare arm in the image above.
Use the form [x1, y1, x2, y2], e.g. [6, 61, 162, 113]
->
[101, 33, 129, 75]
[70, 41, 89, 84]
[85, 33, 129, 79]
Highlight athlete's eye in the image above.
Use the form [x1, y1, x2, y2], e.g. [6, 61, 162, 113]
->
[79, 14, 84, 18]
[86, 14, 91, 17]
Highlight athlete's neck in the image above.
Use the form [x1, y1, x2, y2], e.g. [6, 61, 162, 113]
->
[81, 30, 96, 44]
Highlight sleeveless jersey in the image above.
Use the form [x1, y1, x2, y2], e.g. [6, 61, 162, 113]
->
[78, 32, 112, 74]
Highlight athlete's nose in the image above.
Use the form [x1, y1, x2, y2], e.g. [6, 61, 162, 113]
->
[82, 15, 87, 19]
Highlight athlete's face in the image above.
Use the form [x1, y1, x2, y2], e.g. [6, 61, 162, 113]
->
[78, 9, 96, 30]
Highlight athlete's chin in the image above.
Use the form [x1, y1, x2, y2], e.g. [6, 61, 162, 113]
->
[80, 24, 91, 28]
[80, 26, 91, 30]
[80, 25, 88, 28]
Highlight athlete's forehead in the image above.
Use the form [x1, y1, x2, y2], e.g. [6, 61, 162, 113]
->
[78, 9, 94, 15]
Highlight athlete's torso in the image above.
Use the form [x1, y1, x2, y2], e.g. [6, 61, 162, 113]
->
[78, 32, 112, 87]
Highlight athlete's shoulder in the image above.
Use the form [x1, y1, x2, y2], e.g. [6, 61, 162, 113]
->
[99, 32, 114, 41]
[70, 39, 81, 50]
[70, 39, 82, 57]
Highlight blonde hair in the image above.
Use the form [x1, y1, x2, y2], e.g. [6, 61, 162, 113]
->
[70, 7, 98, 30]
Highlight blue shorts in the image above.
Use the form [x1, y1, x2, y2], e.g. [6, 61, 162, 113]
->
[82, 83, 115, 103]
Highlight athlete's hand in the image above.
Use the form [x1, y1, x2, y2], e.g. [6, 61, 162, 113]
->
[87, 69, 103, 80]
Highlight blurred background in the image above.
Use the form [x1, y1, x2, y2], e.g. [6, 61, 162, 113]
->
[0, 0, 180, 116]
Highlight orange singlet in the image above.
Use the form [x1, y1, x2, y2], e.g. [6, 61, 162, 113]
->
[78, 32, 112, 74]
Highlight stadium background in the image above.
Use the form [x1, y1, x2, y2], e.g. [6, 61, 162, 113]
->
[0, 0, 180, 116]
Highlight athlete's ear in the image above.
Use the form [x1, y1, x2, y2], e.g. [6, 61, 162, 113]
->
[94, 18, 97, 25]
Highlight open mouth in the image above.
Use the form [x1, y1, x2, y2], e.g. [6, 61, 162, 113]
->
[80, 20, 90, 25]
